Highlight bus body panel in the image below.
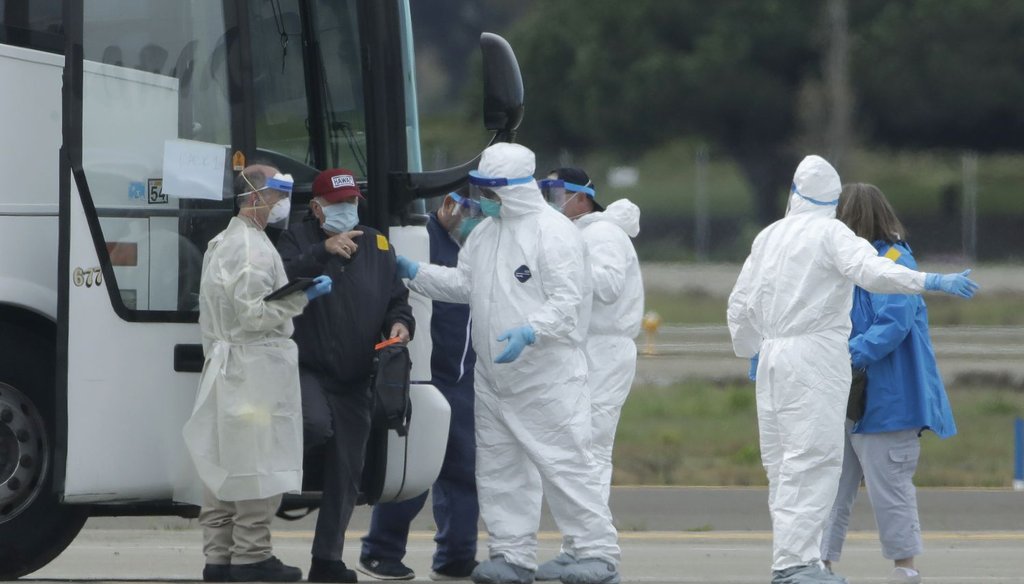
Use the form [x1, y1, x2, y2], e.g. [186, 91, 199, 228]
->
[0, 45, 63, 322]
[63, 174, 199, 502]
[0, 217, 59, 320]
[0, 43, 62, 210]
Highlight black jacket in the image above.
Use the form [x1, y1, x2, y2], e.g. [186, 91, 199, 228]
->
[277, 213, 415, 391]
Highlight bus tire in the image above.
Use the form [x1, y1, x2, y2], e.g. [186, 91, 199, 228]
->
[0, 322, 88, 579]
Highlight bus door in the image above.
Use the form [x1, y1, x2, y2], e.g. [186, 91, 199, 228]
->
[59, 1, 237, 502]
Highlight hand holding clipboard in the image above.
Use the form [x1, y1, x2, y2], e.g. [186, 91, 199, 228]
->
[265, 275, 332, 301]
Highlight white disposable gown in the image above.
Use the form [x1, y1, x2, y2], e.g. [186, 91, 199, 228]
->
[574, 199, 643, 503]
[407, 143, 620, 570]
[727, 155, 930, 571]
[183, 216, 309, 502]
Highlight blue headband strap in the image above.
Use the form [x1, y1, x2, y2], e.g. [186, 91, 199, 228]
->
[791, 183, 838, 206]
[538, 178, 597, 198]
[468, 170, 534, 187]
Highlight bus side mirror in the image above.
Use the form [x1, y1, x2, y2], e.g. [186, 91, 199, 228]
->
[480, 32, 524, 139]
[389, 33, 525, 218]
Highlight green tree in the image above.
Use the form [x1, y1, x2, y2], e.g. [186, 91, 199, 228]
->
[508, 0, 823, 224]
[850, 0, 1024, 150]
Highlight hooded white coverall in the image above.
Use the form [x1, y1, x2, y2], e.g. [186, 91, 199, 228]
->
[407, 143, 620, 571]
[184, 216, 309, 502]
[574, 199, 643, 503]
[727, 156, 931, 572]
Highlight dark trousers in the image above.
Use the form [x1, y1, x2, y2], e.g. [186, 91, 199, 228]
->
[301, 369, 373, 561]
[360, 380, 478, 570]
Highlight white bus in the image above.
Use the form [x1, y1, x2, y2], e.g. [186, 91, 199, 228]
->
[0, 0, 523, 578]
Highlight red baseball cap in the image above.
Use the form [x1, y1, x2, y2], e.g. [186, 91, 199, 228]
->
[312, 168, 366, 203]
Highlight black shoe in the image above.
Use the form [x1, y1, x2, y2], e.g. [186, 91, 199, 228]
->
[203, 564, 231, 582]
[230, 556, 302, 582]
[357, 556, 414, 581]
[430, 558, 479, 581]
[309, 558, 359, 583]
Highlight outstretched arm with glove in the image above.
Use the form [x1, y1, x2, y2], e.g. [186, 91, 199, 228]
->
[401, 253, 474, 305]
[829, 223, 979, 299]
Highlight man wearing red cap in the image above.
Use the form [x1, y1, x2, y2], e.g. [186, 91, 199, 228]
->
[277, 168, 415, 583]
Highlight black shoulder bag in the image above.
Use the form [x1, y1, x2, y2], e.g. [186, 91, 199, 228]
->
[370, 338, 413, 437]
[847, 367, 867, 422]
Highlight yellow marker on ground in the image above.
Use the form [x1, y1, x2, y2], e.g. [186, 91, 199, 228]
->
[641, 311, 662, 355]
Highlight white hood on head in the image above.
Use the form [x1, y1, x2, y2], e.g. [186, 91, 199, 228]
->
[787, 155, 841, 218]
[577, 198, 641, 238]
[793, 155, 840, 202]
[478, 142, 546, 218]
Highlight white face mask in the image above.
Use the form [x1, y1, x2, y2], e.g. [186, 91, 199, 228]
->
[561, 192, 588, 220]
[265, 195, 291, 226]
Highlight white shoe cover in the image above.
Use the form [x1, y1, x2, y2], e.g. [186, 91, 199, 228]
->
[772, 564, 847, 584]
[535, 553, 576, 581]
[470, 558, 534, 584]
[559, 559, 620, 584]
[887, 567, 922, 584]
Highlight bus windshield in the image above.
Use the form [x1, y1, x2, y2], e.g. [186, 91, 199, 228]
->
[78, 0, 367, 316]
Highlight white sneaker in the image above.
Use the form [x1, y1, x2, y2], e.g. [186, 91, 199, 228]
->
[887, 567, 922, 584]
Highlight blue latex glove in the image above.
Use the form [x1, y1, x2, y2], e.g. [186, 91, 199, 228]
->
[924, 269, 979, 299]
[396, 255, 419, 280]
[748, 353, 759, 382]
[494, 325, 536, 364]
[305, 275, 332, 301]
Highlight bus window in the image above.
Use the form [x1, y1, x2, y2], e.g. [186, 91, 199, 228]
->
[0, 0, 62, 53]
[81, 1, 234, 315]
[246, 0, 367, 177]
[249, 0, 312, 167]
[314, 0, 366, 174]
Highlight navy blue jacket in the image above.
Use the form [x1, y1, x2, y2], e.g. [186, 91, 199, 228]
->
[426, 213, 476, 392]
[277, 212, 415, 391]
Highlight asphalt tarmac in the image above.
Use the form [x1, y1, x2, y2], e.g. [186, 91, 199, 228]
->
[27, 487, 1024, 584]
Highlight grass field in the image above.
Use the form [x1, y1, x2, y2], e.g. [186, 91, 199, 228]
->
[643, 290, 1024, 326]
[613, 381, 1024, 487]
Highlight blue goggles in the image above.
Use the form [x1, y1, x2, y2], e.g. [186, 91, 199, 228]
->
[467, 170, 534, 188]
[450, 192, 483, 217]
[265, 173, 294, 195]
[239, 172, 294, 198]
[538, 178, 597, 207]
[537, 179, 595, 198]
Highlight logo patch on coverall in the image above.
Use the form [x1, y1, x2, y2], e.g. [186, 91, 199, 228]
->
[514, 265, 532, 283]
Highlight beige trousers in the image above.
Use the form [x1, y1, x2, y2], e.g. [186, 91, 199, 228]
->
[200, 487, 283, 565]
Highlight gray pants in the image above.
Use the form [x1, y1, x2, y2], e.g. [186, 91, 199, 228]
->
[200, 488, 282, 565]
[301, 370, 373, 561]
[821, 422, 923, 562]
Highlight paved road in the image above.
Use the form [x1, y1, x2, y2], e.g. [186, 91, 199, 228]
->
[29, 487, 1024, 583]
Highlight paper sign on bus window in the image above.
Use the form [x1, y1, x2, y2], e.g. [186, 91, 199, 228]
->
[161, 139, 230, 200]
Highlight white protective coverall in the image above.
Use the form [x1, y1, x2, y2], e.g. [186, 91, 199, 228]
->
[183, 216, 309, 502]
[407, 143, 620, 570]
[727, 155, 931, 572]
[574, 199, 643, 503]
